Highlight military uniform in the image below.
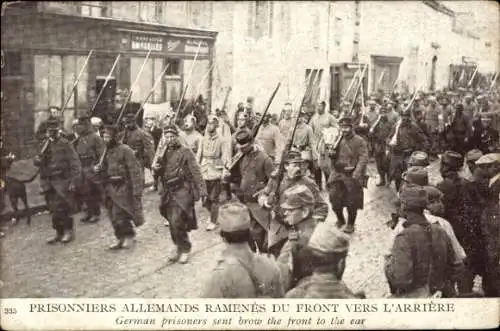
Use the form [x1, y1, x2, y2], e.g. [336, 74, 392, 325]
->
[72, 116, 105, 223]
[156, 125, 207, 263]
[424, 99, 442, 157]
[310, 107, 338, 188]
[232, 129, 275, 253]
[34, 118, 82, 244]
[387, 111, 429, 191]
[201, 202, 284, 298]
[258, 151, 329, 256]
[445, 104, 472, 155]
[369, 111, 395, 186]
[384, 185, 461, 298]
[286, 220, 357, 298]
[120, 114, 155, 178]
[327, 115, 368, 233]
[276, 185, 318, 291]
[197, 116, 232, 230]
[292, 117, 317, 176]
[183, 114, 203, 154]
[99, 126, 144, 249]
[255, 119, 284, 163]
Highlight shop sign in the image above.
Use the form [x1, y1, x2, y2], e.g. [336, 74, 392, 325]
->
[185, 39, 210, 54]
[131, 35, 163, 52]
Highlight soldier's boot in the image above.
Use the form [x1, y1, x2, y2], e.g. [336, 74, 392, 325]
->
[333, 209, 346, 228]
[343, 209, 357, 234]
[343, 224, 355, 234]
[46, 229, 64, 244]
[121, 237, 135, 249]
[108, 238, 124, 250]
[376, 173, 386, 186]
[178, 252, 189, 264]
[80, 213, 92, 223]
[168, 249, 181, 262]
[60, 229, 74, 243]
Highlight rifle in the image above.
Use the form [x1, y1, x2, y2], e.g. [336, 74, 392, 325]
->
[227, 82, 281, 173]
[89, 53, 122, 117]
[133, 64, 171, 120]
[266, 73, 316, 206]
[221, 87, 232, 112]
[95, 50, 152, 171]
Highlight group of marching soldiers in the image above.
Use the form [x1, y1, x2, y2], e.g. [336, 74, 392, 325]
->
[29, 78, 500, 298]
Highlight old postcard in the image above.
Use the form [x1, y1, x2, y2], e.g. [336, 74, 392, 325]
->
[1, 1, 499, 330]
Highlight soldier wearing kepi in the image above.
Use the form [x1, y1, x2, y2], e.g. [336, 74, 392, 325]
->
[197, 115, 232, 231]
[72, 114, 105, 224]
[120, 113, 155, 182]
[231, 129, 275, 253]
[276, 185, 318, 292]
[201, 202, 284, 298]
[153, 125, 207, 264]
[34, 118, 82, 244]
[286, 221, 360, 298]
[258, 150, 329, 257]
[327, 113, 369, 234]
[95, 125, 144, 250]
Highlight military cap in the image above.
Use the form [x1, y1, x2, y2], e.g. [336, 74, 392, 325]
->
[403, 166, 429, 186]
[285, 150, 303, 164]
[465, 149, 483, 162]
[408, 151, 430, 167]
[399, 184, 428, 210]
[401, 108, 412, 117]
[338, 113, 352, 126]
[234, 129, 253, 144]
[163, 124, 179, 136]
[308, 221, 351, 254]
[207, 115, 219, 124]
[124, 113, 136, 121]
[441, 150, 464, 170]
[103, 125, 119, 135]
[423, 185, 444, 204]
[281, 184, 315, 210]
[46, 117, 60, 129]
[476, 153, 500, 165]
[218, 202, 251, 232]
[480, 115, 492, 122]
[90, 117, 103, 126]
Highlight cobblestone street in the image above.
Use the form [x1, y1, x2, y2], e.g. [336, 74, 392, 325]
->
[1, 162, 442, 298]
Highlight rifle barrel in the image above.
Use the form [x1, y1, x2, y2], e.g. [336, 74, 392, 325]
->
[89, 53, 122, 116]
[61, 49, 94, 114]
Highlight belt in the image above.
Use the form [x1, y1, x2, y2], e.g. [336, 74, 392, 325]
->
[108, 176, 124, 184]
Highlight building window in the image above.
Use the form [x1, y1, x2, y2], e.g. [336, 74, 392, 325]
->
[34, 55, 88, 111]
[166, 58, 181, 77]
[154, 2, 163, 22]
[79, 1, 109, 17]
[1, 51, 22, 76]
[130, 57, 166, 104]
[188, 1, 212, 28]
[248, 1, 273, 39]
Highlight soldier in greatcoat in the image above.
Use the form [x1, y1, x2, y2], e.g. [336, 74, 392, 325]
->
[387, 108, 429, 191]
[257, 150, 329, 257]
[152, 125, 207, 264]
[95, 125, 144, 250]
[444, 104, 471, 156]
[229, 129, 275, 253]
[33, 118, 82, 244]
[369, 106, 395, 186]
[327, 114, 369, 234]
[384, 184, 463, 298]
[72, 114, 105, 223]
[201, 202, 284, 298]
[292, 111, 317, 182]
[119, 113, 155, 182]
[286, 221, 360, 298]
[197, 115, 232, 231]
[424, 96, 442, 158]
